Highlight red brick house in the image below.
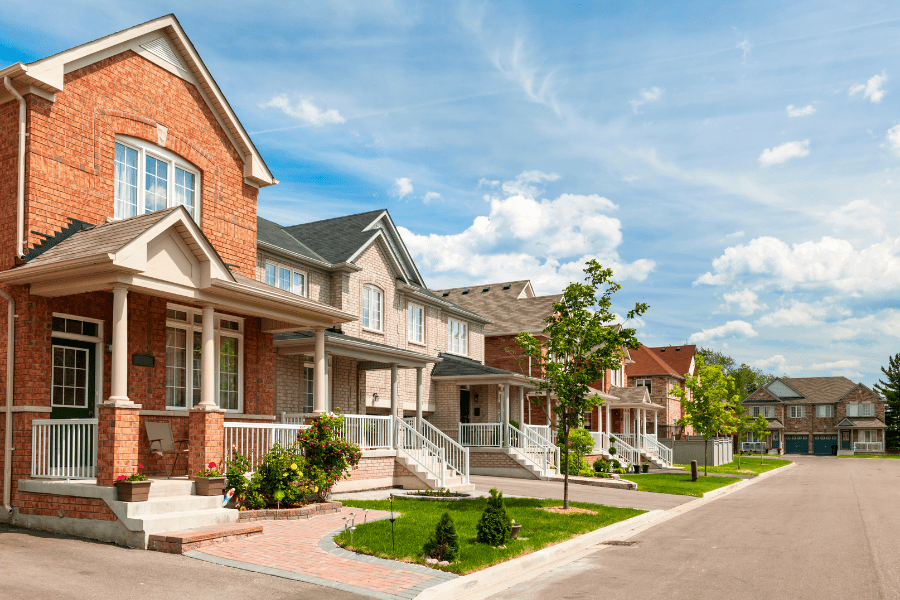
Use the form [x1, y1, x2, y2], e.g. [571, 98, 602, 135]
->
[0, 15, 356, 546]
[625, 344, 697, 439]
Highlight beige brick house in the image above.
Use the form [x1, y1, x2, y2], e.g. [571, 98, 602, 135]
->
[743, 377, 886, 455]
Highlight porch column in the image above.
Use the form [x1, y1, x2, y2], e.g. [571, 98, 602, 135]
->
[390, 363, 398, 449]
[654, 409, 658, 437]
[109, 286, 129, 404]
[518, 387, 524, 428]
[415, 367, 423, 431]
[606, 402, 611, 435]
[314, 328, 326, 413]
[190, 304, 226, 476]
[199, 305, 216, 407]
[502, 384, 510, 447]
[545, 391, 551, 427]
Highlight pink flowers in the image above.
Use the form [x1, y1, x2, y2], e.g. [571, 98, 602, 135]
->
[208, 461, 217, 469]
[137, 464, 145, 470]
[117, 475, 126, 481]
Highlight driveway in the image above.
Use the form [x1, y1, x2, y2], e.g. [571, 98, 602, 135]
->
[488, 456, 900, 599]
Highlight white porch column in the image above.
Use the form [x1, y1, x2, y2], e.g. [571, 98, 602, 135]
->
[327, 355, 333, 413]
[313, 328, 327, 413]
[415, 367, 423, 431]
[390, 363, 398, 449]
[518, 387, 524, 427]
[654, 410, 658, 437]
[545, 391, 551, 427]
[198, 305, 216, 407]
[108, 286, 129, 404]
[606, 403, 611, 435]
[502, 384, 510, 446]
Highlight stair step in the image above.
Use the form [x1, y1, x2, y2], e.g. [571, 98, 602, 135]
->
[125, 495, 223, 518]
[136, 508, 239, 534]
[148, 522, 263, 554]
[147, 479, 196, 498]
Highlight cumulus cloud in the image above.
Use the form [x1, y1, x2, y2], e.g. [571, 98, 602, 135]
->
[825, 199, 884, 238]
[758, 140, 810, 165]
[688, 320, 758, 344]
[397, 171, 655, 292]
[849, 71, 888, 103]
[752, 355, 799, 374]
[261, 94, 346, 126]
[811, 359, 860, 370]
[756, 300, 851, 328]
[786, 104, 816, 118]
[887, 124, 900, 156]
[423, 191, 442, 205]
[721, 289, 767, 316]
[629, 87, 663, 114]
[393, 178, 413, 199]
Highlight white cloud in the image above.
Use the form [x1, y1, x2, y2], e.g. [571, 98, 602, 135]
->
[629, 87, 663, 114]
[688, 320, 758, 344]
[849, 71, 888, 103]
[261, 94, 346, 126]
[721, 289, 767, 316]
[752, 355, 800, 374]
[758, 140, 810, 165]
[810, 359, 860, 370]
[393, 177, 413, 199]
[423, 191, 442, 204]
[825, 199, 884, 238]
[887, 124, 900, 156]
[786, 104, 816, 118]
[756, 300, 851, 328]
[736, 39, 752, 63]
[397, 171, 655, 292]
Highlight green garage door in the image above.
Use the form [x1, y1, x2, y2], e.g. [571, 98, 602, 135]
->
[785, 435, 808, 454]
[814, 435, 837, 455]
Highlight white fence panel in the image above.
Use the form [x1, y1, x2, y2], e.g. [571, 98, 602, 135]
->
[458, 423, 502, 447]
[340, 415, 392, 449]
[31, 419, 98, 480]
[224, 422, 309, 471]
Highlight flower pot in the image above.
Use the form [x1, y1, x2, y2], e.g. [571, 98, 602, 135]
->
[510, 524, 522, 540]
[632, 465, 641, 474]
[193, 476, 226, 496]
[641, 464, 649, 473]
[115, 480, 151, 502]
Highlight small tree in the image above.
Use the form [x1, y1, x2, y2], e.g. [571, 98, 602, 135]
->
[672, 355, 740, 475]
[875, 354, 900, 450]
[748, 415, 771, 465]
[423, 511, 460, 562]
[476, 488, 512, 546]
[557, 428, 594, 476]
[298, 413, 362, 500]
[515, 260, 647, 508]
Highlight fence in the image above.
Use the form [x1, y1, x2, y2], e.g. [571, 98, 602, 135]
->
[458, 423, 502, 447]
[340, 414, 392, 449]
[659, 437, 733, 466]
[31, 419, 98, 479]
[224, 422, 310, 471]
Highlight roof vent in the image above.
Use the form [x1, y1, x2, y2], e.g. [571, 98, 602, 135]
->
[482, 286, 490, 292]
[503, 284, 511, 290]
[140, 37, 187, 71]
[676, 346, 681, 350]
[442, 291, 450, 297]
[660, 348, 666, 352]
[462, 288, 470, 295]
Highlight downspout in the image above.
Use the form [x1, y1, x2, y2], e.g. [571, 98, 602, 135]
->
[3, 76, 26, 259]
[1, 289, 15, 515]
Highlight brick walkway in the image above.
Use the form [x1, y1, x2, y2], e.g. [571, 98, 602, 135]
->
[184, 509, 456, 600]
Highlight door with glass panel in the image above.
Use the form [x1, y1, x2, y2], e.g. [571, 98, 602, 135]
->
[47, 338, 96, 476]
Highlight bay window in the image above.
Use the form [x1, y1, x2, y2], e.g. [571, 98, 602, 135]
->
[448, 318, 468, 355]
[408, 303, 424, 344]
[264, 261, 307, 296]
[114, 136, 200, 220]
[362, 285, 383, 331]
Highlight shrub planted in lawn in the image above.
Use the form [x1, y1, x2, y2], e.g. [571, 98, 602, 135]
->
[593, 458, 609, 473]
[477, 488, 512, 545]
[423, 511, 460, 562]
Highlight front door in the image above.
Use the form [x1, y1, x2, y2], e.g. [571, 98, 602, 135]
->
[842, 430, 851, 449]
[50, 338, 96, 419]
[459, 390, 471, 424]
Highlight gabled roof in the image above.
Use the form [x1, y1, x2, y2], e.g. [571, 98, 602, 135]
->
[432, 280, 561, 335]
[607, 385, 652, 404]
[779, 377, 858, 404]
[649, 345, 696, 377]
[765, 418, 785, 430]
[0, 14, 275, 187]
[626, 345, 682, 379]
[430, 353, 534, 386]
[257, 217, 327, 264]
[836, 417, 887, 429]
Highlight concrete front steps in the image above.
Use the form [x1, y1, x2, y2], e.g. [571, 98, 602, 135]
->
[395, 451, 475, 492]
[506, 447, 557, 480]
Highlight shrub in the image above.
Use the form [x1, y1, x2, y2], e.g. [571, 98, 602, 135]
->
[558, 428, 595, 477]
[610, 459, 622, 470]
[226, 443, 311, 509]
[476, 488, 512, 546]
[592, 458, 609, 473]
[423, 511, 460, 562]
[614, 467, 627, 474]
[608, 446, 617, 456]
[510, 419, 520, 430]
[298, 413, 362, 500]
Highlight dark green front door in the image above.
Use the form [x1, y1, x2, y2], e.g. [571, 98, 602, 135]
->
[785, 435, 808, 454]
[50, 338, 96, 420]
[842, 430, 851, 450]
[814, 435, 837, 455]
[459, 390, 471, 424]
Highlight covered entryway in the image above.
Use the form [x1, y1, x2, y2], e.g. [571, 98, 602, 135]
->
[785, 435, 809, 454]
[814, 435, 837, 455]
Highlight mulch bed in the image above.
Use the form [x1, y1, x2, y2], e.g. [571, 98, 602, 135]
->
[539, 506, 598, 515]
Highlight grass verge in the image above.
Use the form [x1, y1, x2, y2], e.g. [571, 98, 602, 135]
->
[678, 457, 792, 476]
[335, 496, 643, 575]
[620, 473, 740, 497]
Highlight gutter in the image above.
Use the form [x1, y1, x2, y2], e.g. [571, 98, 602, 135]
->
[3, 77, 26, 259]
[0, 289, 15, 516]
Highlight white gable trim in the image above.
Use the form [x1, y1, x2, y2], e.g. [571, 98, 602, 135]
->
[346, 231, 411, 285]
[361, 211, 425, 286]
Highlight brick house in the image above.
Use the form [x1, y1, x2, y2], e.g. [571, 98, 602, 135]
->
[742, 377, 887, 455]
[0, 15, 357, 546]
[625, 344, 697, 439]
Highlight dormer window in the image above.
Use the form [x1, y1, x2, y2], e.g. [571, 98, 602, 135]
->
[114, 136, 200, 221]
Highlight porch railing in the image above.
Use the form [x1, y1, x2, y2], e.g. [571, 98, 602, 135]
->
[224, 422, 310, 471]
[742, 441, 764, 452]
[340, 414, 392, 450]
[458, 423, 502, 447]
[416, 419, 469, 484]
[507, 423, 559, 477]
[854, 442, 883, 453]
[31, 419, 98, 480]
[525, 425, 551, 443]
[395, 416, 446, 487]
[641, 434, 673, 467]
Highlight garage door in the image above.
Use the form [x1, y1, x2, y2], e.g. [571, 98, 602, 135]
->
[785, 435, 808, 454]
[814, 435, 837, 455]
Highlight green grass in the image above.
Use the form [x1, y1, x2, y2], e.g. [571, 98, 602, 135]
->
[620, 473, 741, 497]
[335, 496, 643, 574]
[678, 457, 792, 476]
[837, 454, 900, 459]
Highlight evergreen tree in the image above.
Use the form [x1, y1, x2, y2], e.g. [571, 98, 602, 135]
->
[476, 488, 512, 545]
[875, 354, 900, 450]
[423, 511, 460, 562]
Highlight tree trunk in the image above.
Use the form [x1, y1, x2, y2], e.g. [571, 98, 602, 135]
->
[704, 438, 709, 476]
[736, 439, 741, 469]
[563, 422, 570, 509]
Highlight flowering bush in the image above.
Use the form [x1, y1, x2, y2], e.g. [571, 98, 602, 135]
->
[225, 444, 312, 509]
[298, 413, 362, 501]
[117, 464, 148, 482]
[196, 461, 223, 477]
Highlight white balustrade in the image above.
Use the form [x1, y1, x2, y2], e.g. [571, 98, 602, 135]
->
[340, 414, 392, 449]
[395, 416, 446, 487]
[417, 419, 469, 483]
[607, 434, 640, 467]
[507, 423, 559, 477]
[641, 434, 673, 467]
[224, 422, 310, 471]
[458, 423, 502, 447]
[31, 419, 98, 479]
[854, 442, 883, 453]
[742, 441, 764, 452]
[525, 425, 551, 443]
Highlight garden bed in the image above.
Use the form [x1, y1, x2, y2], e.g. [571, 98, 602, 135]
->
[403, 491, 474, 501]
[237, 501, 342, 521]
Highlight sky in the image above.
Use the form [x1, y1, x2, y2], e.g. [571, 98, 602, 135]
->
[2, 1, 899, 389]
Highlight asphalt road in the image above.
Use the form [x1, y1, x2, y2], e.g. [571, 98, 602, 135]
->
[488, 456, 900, 600]
[0, 524, 370, 600]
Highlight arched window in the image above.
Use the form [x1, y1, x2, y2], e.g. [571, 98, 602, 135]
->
[362, 285, 383, 331]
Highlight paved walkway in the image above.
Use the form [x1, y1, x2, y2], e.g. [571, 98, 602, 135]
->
[186, 509, 456, 600]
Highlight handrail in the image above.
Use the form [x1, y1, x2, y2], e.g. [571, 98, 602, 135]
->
[32, 418, 98, 480]
[340, 414, 392, 449]
[417, 419, 469, 484]
[458, 423, 501, 447]
[507, 423, 559, 477]
[395, 416, 446, 487]
[640, 433, 673, 467]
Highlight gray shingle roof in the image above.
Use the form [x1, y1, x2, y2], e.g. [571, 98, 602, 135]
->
[282, 210, 385, 264]
[257, 217, 326, 263]
[836, 417, 886, 428]
[431, 353, 523, 378]
[779, 377, 858, 404]
[432, 281, 561, 335]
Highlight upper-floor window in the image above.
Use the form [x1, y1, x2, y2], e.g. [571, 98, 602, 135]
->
[448, 318, 468, 355]
[788, 405, 806, 419]
[636, 379, 651, 394]
[751, 406, 774, 418]
[847, 403, 874, 417]
[408, 303, 424, 344]
[114, 137, 200, 221]
[362, 285, 383, 331]
[264, 262, 307, 297]
[816, 405, 835, 418]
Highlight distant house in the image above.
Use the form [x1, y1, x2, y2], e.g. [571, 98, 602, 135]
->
[625, 345, 696, 438]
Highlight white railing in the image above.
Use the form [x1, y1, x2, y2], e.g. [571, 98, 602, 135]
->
[854, 442, 883, 453]
[340, 414, 392, 449]
[395, 416, 446, 487]
[742, 441, 764, 452]
[417, 419, 469, 484]
[525, 425, 551, 442]
[507, 424, 559, 477]
[224, 422, 310, 471]
[608, 434, 640, 467]
[641, 434, 673, 467]
[31, 419, 98, 480]
[458, 423, 502, 447]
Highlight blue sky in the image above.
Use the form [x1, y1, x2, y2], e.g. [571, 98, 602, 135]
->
[2, 1, 900, 387]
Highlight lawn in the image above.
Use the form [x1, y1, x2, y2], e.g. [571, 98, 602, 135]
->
[678, 457, 792, 476]
[335, 496, 643, 574]
[837, 454, 900, 459]
[620, 473, 741, 497]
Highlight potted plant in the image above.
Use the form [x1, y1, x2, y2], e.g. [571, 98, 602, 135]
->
[641, 458, 650, 473]
[510, 518, 522, 540]
[115, 465, 151, 502]
[193, 461, 227, 496]
[632, 463, 641, 474]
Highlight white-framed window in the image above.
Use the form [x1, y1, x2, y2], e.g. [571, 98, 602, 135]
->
[114, 136, 201, 220]
[448, 318, 468, 355]
[165, 304, 243, 411]
[408, 303, 424, 344]
[816, 405, 835, 418]
[752, 406, 774, 418]
[636, 379, 651, 394]
[860, 403, 875, 417]
[302, 361, 315, 413]
[264, 261, 307, 296]
[861, 430, 878, 442]
[362, 285, 383, 331]
[788, 405, 806, 419]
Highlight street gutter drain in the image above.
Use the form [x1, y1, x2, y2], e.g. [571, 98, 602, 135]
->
[601, 540, 640, 546]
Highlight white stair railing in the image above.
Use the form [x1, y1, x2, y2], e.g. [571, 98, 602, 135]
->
[525, 424, 551, 442]
[32, 419, 98, 479]
[395, 416, 446, 488]
[507, 423, 559, 477]
[458, 423, 502, 447]
[224, 422, 310, 471]
[608, 434, 640, 467]
[417, 419, 469, 484]
[639, 433, 673, 467]
[340, 414, 392, 449]
[741, 441, 763, 452]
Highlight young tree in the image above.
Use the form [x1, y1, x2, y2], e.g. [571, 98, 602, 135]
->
[671, 355, 740, 475]
[748, 415, 771, 465]
[698, 347, 778, 398]
[515, 260, 647, 508]
[730, 399, 752, 470]
[875, 354, 900, 450]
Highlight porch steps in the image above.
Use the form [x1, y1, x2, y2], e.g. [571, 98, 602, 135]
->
[506, 447, 558, 480]
[395, 452, 475, 492]
[148, 522, 263, 554]
[120, 479, 238, 541]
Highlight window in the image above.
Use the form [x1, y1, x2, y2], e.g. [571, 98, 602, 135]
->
[302, 365, 315, 413]
[860, 403, 875, 417]
[408, 303, 424, 344]
[51, 346, 89, 408]
[362, 285, 383, 331]
[52, 316, 98, 338]
[751, 406, 760, 417]
[165, 305, 243, 411]
[753, 406, 774, 418]
[861, 430, 877, 442]
[816, 405, 835, 418]
[788, 405, 806, 419]
[448, 318, 468, 355]
[636, 379, 651, 394]
[264, 262, 307, 297]
[114, 137, 200, 220]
